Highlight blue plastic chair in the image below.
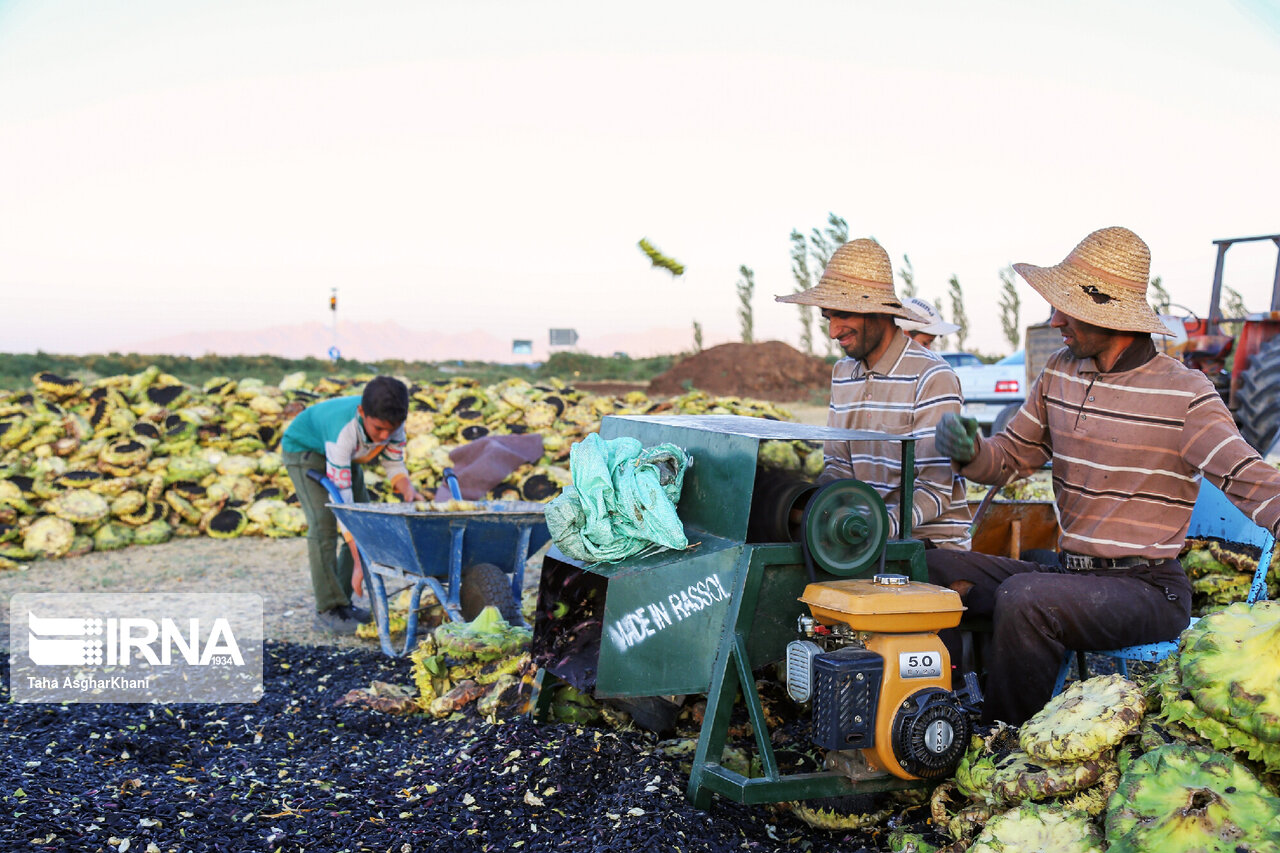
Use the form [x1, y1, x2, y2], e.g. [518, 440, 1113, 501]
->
[1051, 478, 1275, 695]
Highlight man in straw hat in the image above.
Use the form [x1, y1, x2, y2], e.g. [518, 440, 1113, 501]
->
[895, 296, 961, 349]
[777, 238, 973, 550]
[926, 225, 1280, 725]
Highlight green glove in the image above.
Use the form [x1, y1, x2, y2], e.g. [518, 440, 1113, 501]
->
[935, 413, 980, 464]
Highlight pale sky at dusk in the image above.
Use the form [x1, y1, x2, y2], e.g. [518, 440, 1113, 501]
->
[2, 0, 1279, 359]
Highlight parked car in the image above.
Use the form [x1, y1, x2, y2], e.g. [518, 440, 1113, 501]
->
[940, 350, 1025, 435]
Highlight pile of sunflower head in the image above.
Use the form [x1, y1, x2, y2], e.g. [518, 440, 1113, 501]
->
[756, 439, 825, 478]
[1147, 601, 1280, 788]
[963, 471, 1055, 503]
[931, 603, 1280, 852]
[1179, 536, 1278, 614]
[409, 606, 534, 719]
[0, 368, 793, 567]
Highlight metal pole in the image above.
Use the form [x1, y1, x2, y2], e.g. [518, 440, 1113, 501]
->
[1271, 237, 1280, 313]
[330, 287, 338, 352]
[1209, 241, 1230, 335]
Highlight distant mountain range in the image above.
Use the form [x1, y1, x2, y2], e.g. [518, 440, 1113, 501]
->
[126, 320, 738, 363]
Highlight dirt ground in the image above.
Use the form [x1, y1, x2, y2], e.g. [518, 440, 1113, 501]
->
[785, 401, 829, 425]
[0, 535, 549, 652]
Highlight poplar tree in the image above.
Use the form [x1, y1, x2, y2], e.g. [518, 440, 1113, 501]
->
[1148, 275, 1171, 313]
[808, 213, 848, 357]
[898, 255, 916, 299]
[737, 266, 755, 343]
[807, 212, 849, 271]
[789, 230, 815, 353]
[998, 266, 1021, 350]
[948, 275, 969, 351]
[1223, 285, 1248, 337]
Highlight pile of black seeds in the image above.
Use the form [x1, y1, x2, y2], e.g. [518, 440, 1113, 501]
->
[0, 642, 936, 853]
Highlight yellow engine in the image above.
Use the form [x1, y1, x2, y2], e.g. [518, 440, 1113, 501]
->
[785, 573, 980, 781]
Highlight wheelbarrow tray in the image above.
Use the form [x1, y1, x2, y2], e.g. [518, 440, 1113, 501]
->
[968, 499, 1058, 558]
[328, 500, 551, 579]
[326, 499, 551, 657]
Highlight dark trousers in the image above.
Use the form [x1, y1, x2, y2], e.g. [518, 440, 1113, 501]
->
[926, 550, 1191, 725]
[283, 451, 369, 613]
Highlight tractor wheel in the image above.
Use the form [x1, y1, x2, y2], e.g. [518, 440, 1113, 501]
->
[1236, 335, 1280, 454]
[460, 562, 520, 624]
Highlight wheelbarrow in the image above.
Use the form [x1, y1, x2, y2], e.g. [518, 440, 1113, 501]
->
[311, 468, 552, 657]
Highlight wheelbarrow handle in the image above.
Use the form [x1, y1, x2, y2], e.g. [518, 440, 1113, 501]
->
[305, 468, 346, 505]
[968, 482, 1001, 538]
[441, 467, 463, 501]
[304, 468, 366, 597]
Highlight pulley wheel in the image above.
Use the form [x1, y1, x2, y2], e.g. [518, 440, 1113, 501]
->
[800, 479, 889, 577]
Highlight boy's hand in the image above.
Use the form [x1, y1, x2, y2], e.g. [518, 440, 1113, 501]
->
[936, 413, 980, 464]
[392, 475, 420, 503]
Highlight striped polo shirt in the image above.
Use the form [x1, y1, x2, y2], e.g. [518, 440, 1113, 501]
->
[961, 340, 1280, 559]
[821, 332, 973, 549]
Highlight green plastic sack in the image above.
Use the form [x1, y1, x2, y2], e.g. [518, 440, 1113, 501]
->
[545, 432, 691, 564]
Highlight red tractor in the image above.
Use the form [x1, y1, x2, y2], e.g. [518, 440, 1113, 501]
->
[1174, 234, 1280, 455]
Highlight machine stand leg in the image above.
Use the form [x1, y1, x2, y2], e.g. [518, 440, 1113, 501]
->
[688, 639, 739, 809]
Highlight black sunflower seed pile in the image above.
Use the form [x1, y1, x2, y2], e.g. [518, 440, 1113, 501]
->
[0, 642, 929, 853]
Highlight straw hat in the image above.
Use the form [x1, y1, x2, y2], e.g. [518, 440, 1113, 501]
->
[895, 297, 960, 335]
[1013, 227, 1171, 336]
[776, 238, 928, 323]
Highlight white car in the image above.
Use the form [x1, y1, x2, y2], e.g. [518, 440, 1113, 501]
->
[940, 351, 1025, 435]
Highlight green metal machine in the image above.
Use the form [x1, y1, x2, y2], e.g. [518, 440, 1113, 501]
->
[531, 414, 979, 808]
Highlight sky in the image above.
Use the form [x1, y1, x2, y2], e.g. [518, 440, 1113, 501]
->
[2, 0, 1280, 360]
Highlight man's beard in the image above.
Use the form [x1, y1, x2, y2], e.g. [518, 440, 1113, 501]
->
[843, 320, 886, 360]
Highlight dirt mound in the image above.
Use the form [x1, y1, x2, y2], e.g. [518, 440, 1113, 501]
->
[647, 341, 832, 402]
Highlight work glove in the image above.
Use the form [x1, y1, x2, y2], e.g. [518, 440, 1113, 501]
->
[935, 413, 980, 464]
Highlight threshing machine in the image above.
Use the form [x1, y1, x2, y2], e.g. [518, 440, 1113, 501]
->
[531, 414, 982, 808]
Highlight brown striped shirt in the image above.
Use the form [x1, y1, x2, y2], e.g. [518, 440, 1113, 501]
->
[961, 342, 1280, 558]
[822, 332, 973, 549]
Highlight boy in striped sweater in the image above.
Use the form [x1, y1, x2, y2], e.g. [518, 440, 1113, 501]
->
[282, 376, 422, 634]
[928, 226, 1280, 724]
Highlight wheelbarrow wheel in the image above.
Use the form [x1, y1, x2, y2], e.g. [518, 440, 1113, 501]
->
[460, 562, 520, 623]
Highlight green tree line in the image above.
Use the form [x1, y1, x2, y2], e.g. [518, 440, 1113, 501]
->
[0, 350, 676, 391]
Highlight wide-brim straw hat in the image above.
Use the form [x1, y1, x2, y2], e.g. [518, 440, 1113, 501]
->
[1013, 226, 1171, 336]
[895, 297, 961, 335]
[776, 238, 928, 323]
